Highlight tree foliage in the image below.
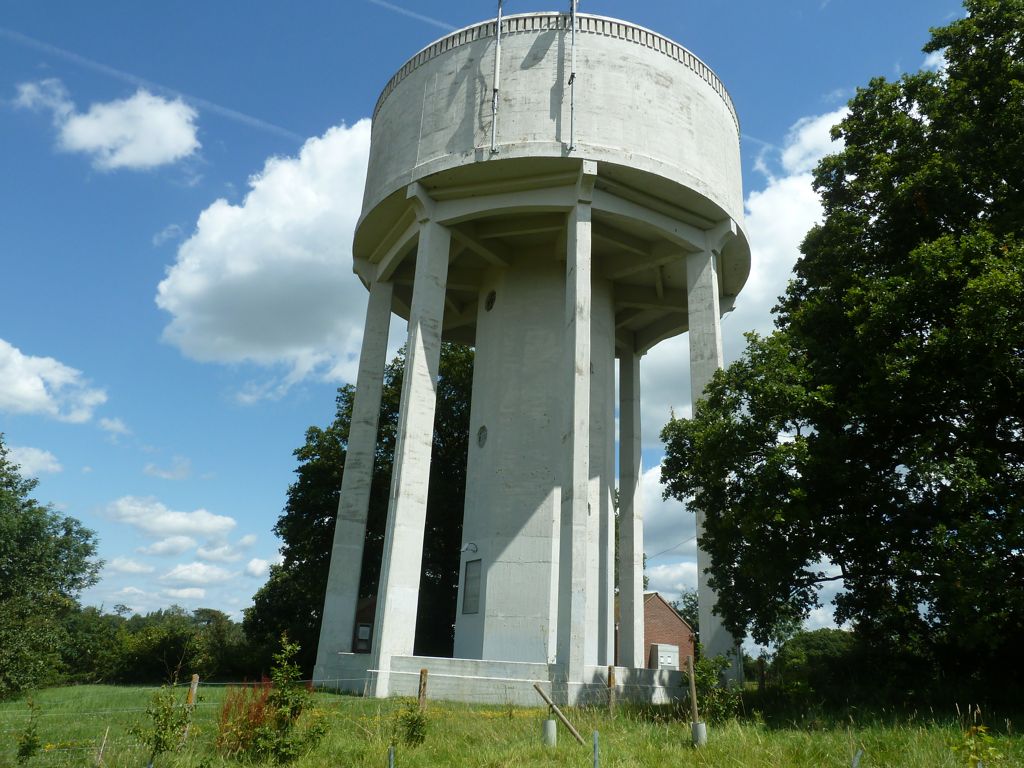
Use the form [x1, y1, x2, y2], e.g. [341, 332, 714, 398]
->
[661, 0, 1024, 693]
[245, 343, 473, 670]
[0, 434, 100, 698]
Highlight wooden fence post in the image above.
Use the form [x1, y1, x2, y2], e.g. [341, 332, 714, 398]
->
[417, 668, 428, 711]
[607, 665, 616, 715]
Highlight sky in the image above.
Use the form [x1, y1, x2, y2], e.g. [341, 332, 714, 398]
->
[0, 0, 960, 627]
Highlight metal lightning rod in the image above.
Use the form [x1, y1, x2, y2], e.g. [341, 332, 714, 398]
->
[568, 0, 578, 151]
[490, 0, 503, 154]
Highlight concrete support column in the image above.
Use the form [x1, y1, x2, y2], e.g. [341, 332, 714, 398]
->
[369, 208, 450, 697]
[313, 280, 394, 683]
[685, 246, 740, 678]
[617, 349, 645, 668]
[557, 161, 596, 687]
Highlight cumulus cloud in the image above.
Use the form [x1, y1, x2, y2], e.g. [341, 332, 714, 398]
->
[778, 108, 847, 176]
[108, 557, 155, 574]
[7, 445, 62, 475]
[107, 496, 236, 539]
[0, 338, 107, 422]
[245, 558, 271, 578]
[152, 224, 184, 247]
[197, 535, 256, 563]
[144, 456, 191, 480]
[164, 587, 206, 600]
[922, 49, 947, 73]
[639, 465, 696, 562]
[15, 79, 200, 170]
[645, 561, 699, 599]
[99, 417, 131, 436]
[137, 535, 197, 556]
[161, 562, 234, 585]
[155, 120, 372, 397]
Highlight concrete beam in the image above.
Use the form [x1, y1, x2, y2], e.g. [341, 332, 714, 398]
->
[557, 160, 596, 685]
[314, 280, 394, 685]
[370, 217, 451, 697]
[434, 185, 577, 226]
[615, 284, 687, 311]
[592, 188, 705, 253]
[475, 213, 565, 239]
[617, 349, 644, 668]
[593, 221, 653, 258]
[450, 224, 511, 267]
[636, 312, 687, 353]
[686, 247, 742, 682]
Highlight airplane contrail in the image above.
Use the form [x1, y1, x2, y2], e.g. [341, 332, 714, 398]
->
[0, 26, 305, 143]
[364, 0, 457, 32]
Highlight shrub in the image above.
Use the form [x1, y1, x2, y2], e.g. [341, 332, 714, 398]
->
[129, 685, 192, 766]
[395, 700, 428, 746]
[685, 647, 741, 724]
[216, 634, 325, 763]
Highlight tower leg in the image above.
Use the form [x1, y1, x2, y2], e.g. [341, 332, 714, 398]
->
[314, 280, 394, 685]
[617, 349, 645, 668]
[686, 247, 741, 681]
[369, 216, 450, 697]
[557, 162, 596, 694]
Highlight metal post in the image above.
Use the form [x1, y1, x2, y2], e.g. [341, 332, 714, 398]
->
[593, 730, 599, 767]
[490, 0, 503, 154]
[568, 0, 578, 151]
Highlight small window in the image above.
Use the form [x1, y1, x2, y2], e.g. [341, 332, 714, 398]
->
[462, 559, 482, 615]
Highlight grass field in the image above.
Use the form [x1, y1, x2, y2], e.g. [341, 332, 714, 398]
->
[1, 685, 1021, 767]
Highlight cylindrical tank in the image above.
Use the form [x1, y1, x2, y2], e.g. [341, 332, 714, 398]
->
[352, 12, 750, 669]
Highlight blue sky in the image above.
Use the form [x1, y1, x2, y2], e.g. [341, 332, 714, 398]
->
[1, 1, 958, 623]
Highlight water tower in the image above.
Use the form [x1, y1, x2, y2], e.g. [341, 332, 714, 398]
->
[314, 8, 749, 704]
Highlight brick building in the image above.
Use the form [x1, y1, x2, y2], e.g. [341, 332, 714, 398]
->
[642, 592, 696, 668]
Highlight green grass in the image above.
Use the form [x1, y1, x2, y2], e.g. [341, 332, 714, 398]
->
[1, 685, 1021, 767]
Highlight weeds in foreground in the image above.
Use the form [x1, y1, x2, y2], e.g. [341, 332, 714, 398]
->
[394, 700, 428, 747]
[215, 635, 325, 763]
[129, 684, 192, 767]
[14, 698, 40, 764]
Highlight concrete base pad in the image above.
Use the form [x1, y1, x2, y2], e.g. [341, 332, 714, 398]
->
[317, 653, 685, 706]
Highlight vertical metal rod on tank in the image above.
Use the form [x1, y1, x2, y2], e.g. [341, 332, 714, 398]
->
[568, 0, 578, 150]
[490, 0, 503, 154]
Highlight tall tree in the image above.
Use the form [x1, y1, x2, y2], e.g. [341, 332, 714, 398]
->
[661, 0, 1024, 694]
[0, 434, 100, 697]
[245, 343, 473, 671]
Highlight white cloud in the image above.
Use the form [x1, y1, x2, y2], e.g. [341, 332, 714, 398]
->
[645, 561, 699, 599]
[155, 120, 372, 397]
[99, 417, 131, 436]
[16, 79, 200, 170]
[107, 496, 236, 539]
[115, 586, 147, 597]
[152, 224, 184, 247]
[779, 108, 847, 176]
[164, 587, 206, 600]
[7, 445, 62, 475]
[0, 338, 107, 422]
[14, 78, 73, 119]
[137, 535, 197, 556]
[108, 557, 155, 574]
[196, 537, 255, 563]
[639, 465, 697, 563]
[245, 558, 271, 578]
[922, 49, 947, 73]
[161, 561, 234, 585]
[143, 456, 191, 480]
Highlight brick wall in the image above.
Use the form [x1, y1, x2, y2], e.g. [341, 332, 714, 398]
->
[643, 592, 695, 668]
